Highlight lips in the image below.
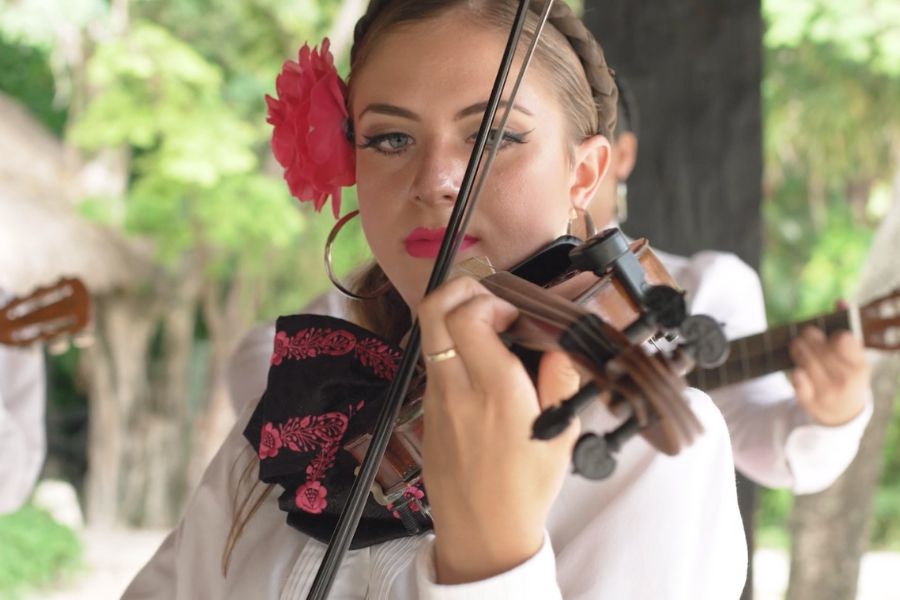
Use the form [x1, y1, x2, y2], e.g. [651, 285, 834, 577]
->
[403, 227, 478, 259]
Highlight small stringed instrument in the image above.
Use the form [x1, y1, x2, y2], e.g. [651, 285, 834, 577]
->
[0, 278, 92, 349]
[688, 288, 900, 391]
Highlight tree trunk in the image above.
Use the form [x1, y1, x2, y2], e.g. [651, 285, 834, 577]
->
[83, 291, 156, 526]
[127, 267, 202, 527]
[186, 269, 252, 486]
[787, 356, 899, 600]
[83, 260, 206, 528]
[582, 0, 763, 263]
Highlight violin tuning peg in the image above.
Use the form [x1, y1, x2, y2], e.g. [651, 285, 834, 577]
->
[678, 314, 729, 368]
[532, 383, 599, 440]
[572, 432, 617, 480]
[572, 415, 643, 480]
[643, 285, 688, 329]
[532, 404, 576, 440]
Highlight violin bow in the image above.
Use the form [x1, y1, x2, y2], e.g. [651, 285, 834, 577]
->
[307, 1, 556, 597]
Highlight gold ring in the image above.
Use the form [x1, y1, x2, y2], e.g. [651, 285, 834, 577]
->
[424, 346, 458, 363]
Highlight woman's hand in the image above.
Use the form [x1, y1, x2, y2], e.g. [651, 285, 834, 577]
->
[417, 276, 580, 585]
[789, 326, 870, 426]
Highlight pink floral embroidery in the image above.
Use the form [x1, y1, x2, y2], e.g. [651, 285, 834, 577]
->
[280, 412, 348, 453]
[271, 327, 357, 366]
[387, 484, 426, 519]
[355, 338, 401, 380]
[271, 331, 290, 366]
[258, 422, 283, 459]
[269, 327, 400, 381]
[295, 480, 328, 514]
[261, 403, 364, 514]
[306, 437, 341, 482]
[290, 328, 356, 359]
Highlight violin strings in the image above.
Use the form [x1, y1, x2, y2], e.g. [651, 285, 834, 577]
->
[491, 279, 622, 362]
[444, 0, 557, 264]
[429, 1, 545, 286]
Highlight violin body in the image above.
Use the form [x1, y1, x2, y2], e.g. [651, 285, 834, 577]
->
[343, 228, 717, 516]
[545, 238, 679, 333]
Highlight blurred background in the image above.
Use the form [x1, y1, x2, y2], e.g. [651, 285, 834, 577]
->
[0, 0, 898, 598]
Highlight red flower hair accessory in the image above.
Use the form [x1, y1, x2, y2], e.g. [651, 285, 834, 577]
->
[265, 38, 355, 218]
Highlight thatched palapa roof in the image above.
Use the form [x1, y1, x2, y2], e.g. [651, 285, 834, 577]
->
[0, 92, 151, 296]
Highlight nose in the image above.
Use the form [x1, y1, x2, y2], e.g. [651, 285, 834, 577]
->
[410, 143, 463, 207]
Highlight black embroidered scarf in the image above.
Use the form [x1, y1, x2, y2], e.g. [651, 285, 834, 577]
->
[244, 314, 429, 549]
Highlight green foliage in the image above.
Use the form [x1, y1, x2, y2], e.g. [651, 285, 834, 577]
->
[71, 21, 258, 164]
[759, 0, 900, 550]
[0, 506, 82, 597]
[133, 0, 336, 118]
[764, 40, 900, 196]
[765, 0, 900, 77]
[0, 0, 106, 44]
[762, 189, 873, 322]
[756, 487, 793, 550]
[68, 18, 320, 316]
[0, 32, 66, 135]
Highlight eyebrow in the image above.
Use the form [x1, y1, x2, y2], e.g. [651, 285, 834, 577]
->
[457, 100, 534, 119]
[358, 100, 534, 122]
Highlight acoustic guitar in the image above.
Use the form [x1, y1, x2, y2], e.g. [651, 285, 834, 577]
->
[0, 278, 92, 350]
[688, 288, 900, 390]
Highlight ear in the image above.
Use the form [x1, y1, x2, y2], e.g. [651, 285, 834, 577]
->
[613, 131, 638, 181]
[569, 134, 611, 211]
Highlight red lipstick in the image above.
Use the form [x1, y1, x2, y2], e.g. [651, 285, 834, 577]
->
[403, 227, 478, 259]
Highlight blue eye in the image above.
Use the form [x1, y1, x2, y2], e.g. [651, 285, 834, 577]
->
[360, 132, 413, 155]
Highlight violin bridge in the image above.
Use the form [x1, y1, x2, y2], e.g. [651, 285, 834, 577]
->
[450, 256, 496, 281]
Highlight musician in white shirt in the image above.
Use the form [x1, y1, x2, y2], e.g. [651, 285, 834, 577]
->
[0, 289, 47, 514]
[593, 79, 872, 494]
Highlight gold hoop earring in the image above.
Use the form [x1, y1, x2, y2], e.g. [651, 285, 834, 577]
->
[616, 182, 629, 224]
[324, 210, 391, 301]
[566, 207, 597, 239]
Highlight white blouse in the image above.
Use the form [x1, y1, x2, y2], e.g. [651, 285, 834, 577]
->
[0, 317, 46, 514]
[125, 384, 747, 599]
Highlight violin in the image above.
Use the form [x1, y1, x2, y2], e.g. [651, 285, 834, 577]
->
[342, 227, 728, 531]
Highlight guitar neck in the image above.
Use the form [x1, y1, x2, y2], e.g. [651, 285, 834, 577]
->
[687, 309, 853, 391]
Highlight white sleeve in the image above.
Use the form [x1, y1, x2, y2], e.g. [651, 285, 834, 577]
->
[416, 532, 561, 600]
[686, 251, 871, 493]
[0, 344, 46, 514]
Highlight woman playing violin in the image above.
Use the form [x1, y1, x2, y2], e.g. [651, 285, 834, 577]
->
[126, 1, 747, 598]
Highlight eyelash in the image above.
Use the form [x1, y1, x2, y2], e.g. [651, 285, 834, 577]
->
[358, 129, 530, 156]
